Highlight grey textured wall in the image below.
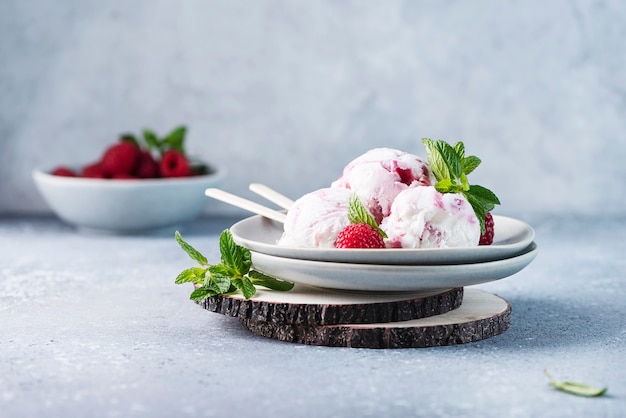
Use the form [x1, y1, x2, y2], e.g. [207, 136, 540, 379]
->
[2, 0, 625, 217]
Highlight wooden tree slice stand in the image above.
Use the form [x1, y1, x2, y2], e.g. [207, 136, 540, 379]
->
[197, 285, 511, 348]
[241, 289, 510, 349]
[197, 285, 464, 325]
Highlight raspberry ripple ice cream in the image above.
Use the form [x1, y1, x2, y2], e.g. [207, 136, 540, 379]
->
[331, 148, 436, 224]
[381, 186, 480, 249]
[277, 188, 353, 248]
[276, 147, 481, 250]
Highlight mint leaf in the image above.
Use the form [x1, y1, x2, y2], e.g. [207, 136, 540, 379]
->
[422, 139, 500, 234]
[347, 194, 387, 238]
[219, 230, 252, 275]
[249, 270, 295, 291]
[459, 172, 470, 191]
[119, 133, 139, 148]
[175, 229, 293, 300]
[208, 264, 234, 277]
[453, 141, 465, 159]
[189, 158, 210, 175]
[423, 138, 466, 184]
[218, 229, 239, 269]
[163, 125, 187, 153]
[461, 156, 481, 175]
[175, 267, 207, 285]
[544, 370, 607, 397]
[232, 276, 256, 299]
[467, 184, 500, 206]
[207, 266, 233, 293]
[452, 141, 482, 175]
[143, 129, 161, 151]
[462, 185, 500, 234]
[175, 231, 208, 266]
[462, 191, 490, 234]
[208, 274, 232, 294]
[422, 138, 450, 181]
[434, 178, 455, 193]
[135, 125, 189, 156]
[347, 194, 374, 224]
[435, 140, 463, 180]
[190, 286, 217, 301]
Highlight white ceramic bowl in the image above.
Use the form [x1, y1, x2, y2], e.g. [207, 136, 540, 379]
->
[32, 168, 225, 233]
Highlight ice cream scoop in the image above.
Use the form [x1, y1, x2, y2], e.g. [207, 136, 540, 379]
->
[381, 186, 480, 249]
[331, 148, 436, 224]
[277, 187, 353, 248]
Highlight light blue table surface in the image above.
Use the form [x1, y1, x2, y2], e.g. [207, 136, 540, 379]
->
[1, 214, 624, 418]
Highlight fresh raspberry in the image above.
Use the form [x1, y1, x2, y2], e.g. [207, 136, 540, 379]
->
[159, 150, 191, 178]
[81, 162, 107, 178]
[101, 141, 140, 177]
[335, 223, 386, 249]
[51, 166, 76, 177]
[479, 212, 495, 245]
[135, 150, 159, 178]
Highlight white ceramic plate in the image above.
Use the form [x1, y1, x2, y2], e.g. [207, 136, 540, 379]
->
[231, 214, 535, 265]
[250, 242, 537, 292]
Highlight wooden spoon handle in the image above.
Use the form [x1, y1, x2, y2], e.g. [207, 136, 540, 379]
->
[249, 183, 294, 210]
[205, 188, 287, 223]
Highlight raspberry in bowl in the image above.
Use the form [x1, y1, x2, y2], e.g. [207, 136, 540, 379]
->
[32, 126, 225, 234]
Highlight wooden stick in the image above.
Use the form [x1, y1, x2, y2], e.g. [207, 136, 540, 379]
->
[249, 183, 295, 210]
[204, 188, 287, 223]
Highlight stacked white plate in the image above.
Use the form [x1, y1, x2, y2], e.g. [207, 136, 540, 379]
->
[230, 215, 537, 293]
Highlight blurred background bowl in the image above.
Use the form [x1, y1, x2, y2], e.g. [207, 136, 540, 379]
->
[32, 168, 225, 234]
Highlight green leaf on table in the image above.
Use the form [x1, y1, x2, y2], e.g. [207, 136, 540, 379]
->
[544, 369, 607, 397]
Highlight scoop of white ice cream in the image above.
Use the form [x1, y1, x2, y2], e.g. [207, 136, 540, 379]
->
[381, 186, 480, 248]
[331, 148, 436, 224]
[277, 187, 353, 248]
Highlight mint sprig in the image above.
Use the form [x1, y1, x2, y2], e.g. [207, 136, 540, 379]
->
[348, 194, 387, 238]
[119, 125, 189, 156]
[422, 138, 500, 234]
[142, 125, 187, 155]
[544, 369, 608, 397]
[174, 230, 294, 300]
[121, 125, 211, 175]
